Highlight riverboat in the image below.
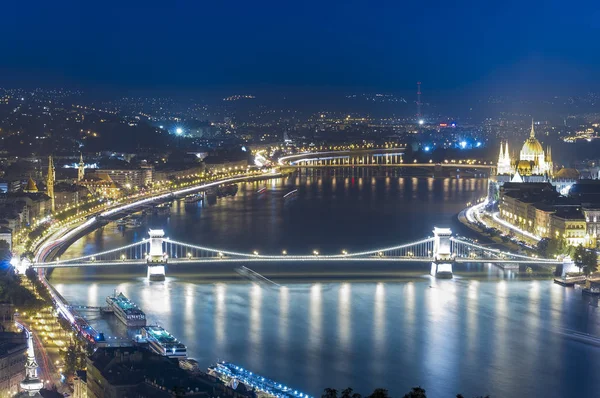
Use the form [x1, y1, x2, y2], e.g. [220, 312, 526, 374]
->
[140, 325, 187, 358]
[208, 361, 312, 398]
[184, 193, 204, 204]
[106, 292, 146, 327]
[218, 184, 239, 197]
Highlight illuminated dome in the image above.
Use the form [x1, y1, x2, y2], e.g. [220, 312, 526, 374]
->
[520, 122, 544, 160]
[521, 137, 544, 158]
[496, 119, 554, 178]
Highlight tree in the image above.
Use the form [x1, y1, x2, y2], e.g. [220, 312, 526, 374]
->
[342, 388, 361, 398]
[62, 342, 79, 375]
[582, 249, 598, 276]
[322, 388, 338, 398]
[402, 387, 426, 398]
[573, 245, 587, 273]
[537, 238, 550, 257]
[369, 389, 390, 398]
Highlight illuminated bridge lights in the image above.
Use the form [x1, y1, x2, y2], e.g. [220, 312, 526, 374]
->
[32, 232, 563, 270]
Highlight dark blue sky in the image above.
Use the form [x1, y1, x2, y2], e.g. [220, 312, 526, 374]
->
[2, 0, 599, 96]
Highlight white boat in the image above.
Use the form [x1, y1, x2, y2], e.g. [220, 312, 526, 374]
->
[140, 325, 187, 358]
[106, 292, 146, 327]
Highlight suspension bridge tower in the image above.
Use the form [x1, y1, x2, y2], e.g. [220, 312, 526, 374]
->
[146, 229, 167, 281]
[431, 227, 454, 278]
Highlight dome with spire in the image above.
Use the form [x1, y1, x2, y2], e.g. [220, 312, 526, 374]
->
[496, 118, 553, 178]
[520, 120, 544, 161]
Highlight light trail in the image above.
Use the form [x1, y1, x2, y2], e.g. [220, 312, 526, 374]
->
[490, 211, 541, 241]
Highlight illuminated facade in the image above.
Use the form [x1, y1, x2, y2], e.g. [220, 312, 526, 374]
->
[497, 141, 512, 175]
[46, 155, 55, 212]
[497, 120, 554, 177]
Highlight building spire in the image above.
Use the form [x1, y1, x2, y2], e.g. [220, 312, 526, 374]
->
[20, 331, 43, 396]
[47, 155, 55, 212]
[78, 152, 85, 182]
[530, 118, 535, 138]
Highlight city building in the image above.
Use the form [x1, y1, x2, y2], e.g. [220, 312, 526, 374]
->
[86, 347, 251, 398]
[550, 209, 591, 247]
[0, 331, 27, 397]
[497, 141, 511, 175]
[583, 206, 600, 241]
[73, 370, 87, 398]
[0, 227, 11, 251]
[498, 181, 600, 247]
[88, 167, 151, 189]
[0, 192, 51, 225]
[79, 175, 121, 199]
[53, 183, 90, 211]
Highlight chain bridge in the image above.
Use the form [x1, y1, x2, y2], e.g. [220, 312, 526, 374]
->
[31, 227, 571, 281]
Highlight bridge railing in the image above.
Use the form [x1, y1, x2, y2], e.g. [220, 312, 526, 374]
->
[164, 237, 436, 260]
[35, 239, 150, 265]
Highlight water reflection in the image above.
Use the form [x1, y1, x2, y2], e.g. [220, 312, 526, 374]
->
[49, 174, 600, 398]
[309, 284, 323, 353]
[215, 284, 226, 348]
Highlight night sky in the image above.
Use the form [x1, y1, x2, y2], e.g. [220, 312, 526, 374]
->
[2, 0, 599, 95]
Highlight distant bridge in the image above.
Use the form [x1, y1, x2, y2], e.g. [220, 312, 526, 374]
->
[278, 151, 496, 174]
[31, 227, 569, 280]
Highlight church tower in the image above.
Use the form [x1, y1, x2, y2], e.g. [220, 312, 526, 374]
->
[545, 145, 554, 177]
[77, 153, 85, 182]
[20, 332, 43, 396]
[47, 155, 55, 212]
[497, 141, 512, 175]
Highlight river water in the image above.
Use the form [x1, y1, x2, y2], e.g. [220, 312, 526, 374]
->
[50, 171, 600, 397]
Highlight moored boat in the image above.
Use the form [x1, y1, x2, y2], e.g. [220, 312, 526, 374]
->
[106, 291, 146, 327]
[208, 361, 312, 398]
[139, 325, 187, 358]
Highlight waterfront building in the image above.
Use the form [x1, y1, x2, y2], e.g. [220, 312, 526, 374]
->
[86, 347, 252, 398]
[550, 209, 591, 247]
[53, 183, 90, 211]
[498, 181, 599, 247]
[534, 203, 555, 238]
[496, 120, 554, 178]
[497, 141, 511, 175]
[583, 206, 600, 241]
[79, 175, 122, 199]
[88, 167, 150, 189]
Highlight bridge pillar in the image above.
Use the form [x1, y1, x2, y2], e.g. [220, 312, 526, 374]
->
[431, 227, 454, 278]
[146, 229, 166, 281]
[561, 256, 578, 277]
